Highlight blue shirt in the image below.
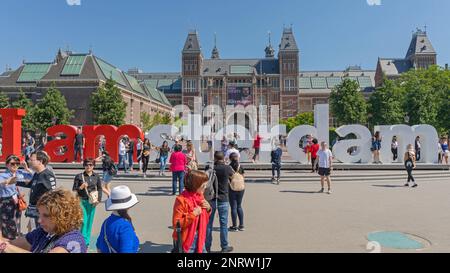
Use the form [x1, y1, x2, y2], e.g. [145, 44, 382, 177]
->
[0, 169, 33, 198]
[26, 227, 87, 253]
[96, 214, 139, 253]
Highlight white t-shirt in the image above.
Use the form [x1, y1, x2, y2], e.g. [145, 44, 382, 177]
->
[317, 149, 333, 169]
[225, 148, 240, 160]
[119, 142, 127, 155]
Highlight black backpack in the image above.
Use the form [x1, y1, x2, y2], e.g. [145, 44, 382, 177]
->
[204, 169, 218, 201]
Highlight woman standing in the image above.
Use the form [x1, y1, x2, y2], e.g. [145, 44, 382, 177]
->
[96, 185, 139, 253]
[169, 144, 187, 195]
[441, 137, 449, 165]
[391, 136, 399, 161]
[96, 151, 115, 198]
[228, 153, 245, 232]
[372, 131, 382, 164]
[0, 189, 87, 253]
[158, 141, 170, 176]
[72, 158, 102, 247]
[404, 144, 417, 187]
[0, 155, 33, 240]
[140, 139, 152, 178]
[185, 142, 198, 172]
[172, 170, 211, 253]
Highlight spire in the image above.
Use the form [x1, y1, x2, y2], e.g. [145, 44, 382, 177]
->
[211, 32, 220, 59]
[182, 30, 201, 53]
[279, 26, 298, 52]
[264, 31, 275, 58]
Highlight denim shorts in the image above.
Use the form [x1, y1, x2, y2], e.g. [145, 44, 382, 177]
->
[103, 172, 113, 184]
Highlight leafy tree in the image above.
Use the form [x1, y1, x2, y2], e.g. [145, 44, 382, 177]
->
[12, 89, 35, 131]
[368, 78, 405, 127]
[280, 112, 314, 132]
[329, 79, 368, 125]
[91, 78, 127, 126]
[32, 84, 74, 133]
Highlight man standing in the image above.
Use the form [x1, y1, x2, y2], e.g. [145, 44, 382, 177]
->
[25, 132, 35, 161]
[205, 151, 234, 253]
[415, 136, 421, 161]
[316, 142, 333, 194]
[16, 151, 56, 230]
[73, 127, 85, 163]
[118, 137, 129, 173]
[252, 132, 262, 163]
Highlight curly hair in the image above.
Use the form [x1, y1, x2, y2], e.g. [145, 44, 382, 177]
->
[37, 188, 83, 236]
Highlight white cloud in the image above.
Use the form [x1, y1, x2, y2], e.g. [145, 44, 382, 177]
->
[367, 0, 381, 6]
[66, 0, 81, 6]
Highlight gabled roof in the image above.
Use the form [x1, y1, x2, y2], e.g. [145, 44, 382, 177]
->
[378, 58, 413, 76]
[405, 29, 436, 59]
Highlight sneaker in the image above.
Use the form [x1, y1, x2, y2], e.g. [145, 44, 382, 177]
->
[271, 177, 275, 183]
[276, 178, 280, 185]
[228, 226, 238, 232]
[327, 190, 332, 194]
[404, 183, 409, 187]
[412, 184, 418, 188]
[238, 226, 245, 231]
[143, 173, 147, 178]
[221, 246, 234, 253]
[318, 188, 324, 193]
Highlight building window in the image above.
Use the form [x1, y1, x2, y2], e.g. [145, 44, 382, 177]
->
[284, 78, 297, 92]
[270, 78, 280, 88]
[184, 79, 196, 93]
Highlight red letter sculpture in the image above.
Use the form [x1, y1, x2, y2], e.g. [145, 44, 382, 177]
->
[44, 125, 78, 162]
[0, 109, 26, 161]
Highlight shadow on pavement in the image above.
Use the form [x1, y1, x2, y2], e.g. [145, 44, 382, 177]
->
[279, 190, 319, 194]
[139, 241, 173, 253]
[372, 185, 406, 188]
[136, 186, 173, 196]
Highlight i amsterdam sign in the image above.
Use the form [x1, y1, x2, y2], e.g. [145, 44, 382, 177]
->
[0, 105, 440, 164]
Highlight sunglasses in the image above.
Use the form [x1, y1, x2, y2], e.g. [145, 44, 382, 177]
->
[8, 162, 20, 166]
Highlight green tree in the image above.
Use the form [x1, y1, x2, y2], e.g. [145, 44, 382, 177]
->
[280, 112, 314, 132]
[0, 91, 9, 108]
[161, 113, 173, 124]
[398, 66, 443, 128]
[91, 78, 127, 126]
[12, 89, 35, 130]
[32, 84, 74, 133]
[329, 79, 368, 125]
[368, 78, 405, 127]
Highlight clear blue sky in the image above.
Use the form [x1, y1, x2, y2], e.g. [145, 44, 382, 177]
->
[1, 0, 449, 73]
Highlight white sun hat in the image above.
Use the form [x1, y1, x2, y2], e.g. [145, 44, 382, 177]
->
[105, 185, 139, 211]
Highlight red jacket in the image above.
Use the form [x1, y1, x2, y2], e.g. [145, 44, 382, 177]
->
[170, 151, 187, 172]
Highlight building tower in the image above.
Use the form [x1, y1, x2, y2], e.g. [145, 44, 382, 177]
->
[181, 31, 203, 111]
[405, 28, 437, 69]
[278, 27, 299, 119]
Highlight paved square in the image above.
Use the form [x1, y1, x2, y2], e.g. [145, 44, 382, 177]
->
[19, 169, 450, 253]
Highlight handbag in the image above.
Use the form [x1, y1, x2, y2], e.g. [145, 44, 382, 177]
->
[82, 174, 99, 204]
[16, 187, 28, 212]
[230, 164, 245, 191]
